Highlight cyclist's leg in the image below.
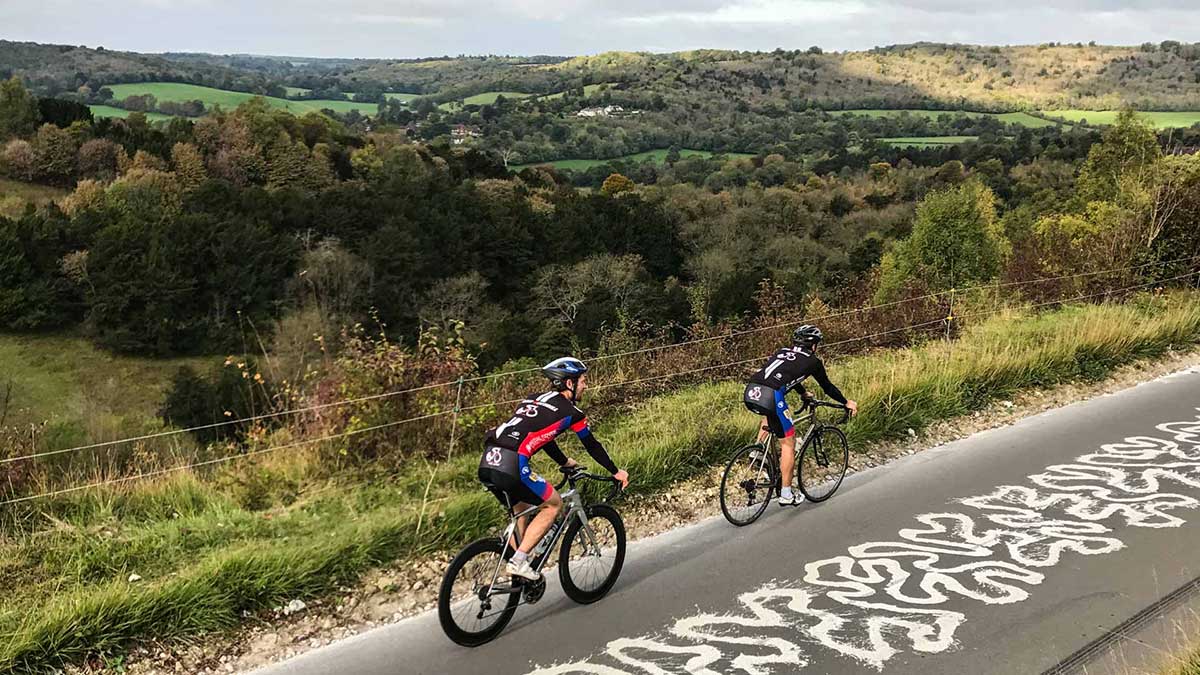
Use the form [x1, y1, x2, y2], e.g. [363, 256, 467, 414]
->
[513, 455, 561, 555]
[773, 389, 797, 489]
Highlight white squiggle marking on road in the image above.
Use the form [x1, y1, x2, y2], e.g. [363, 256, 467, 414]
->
[528, 410, 1200, 674]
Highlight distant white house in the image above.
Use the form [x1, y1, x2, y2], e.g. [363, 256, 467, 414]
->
[575, 105, 640, 118]
[451, 124, 483, 145]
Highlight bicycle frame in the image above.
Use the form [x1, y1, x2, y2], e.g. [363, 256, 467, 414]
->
[752, 399, 847, 482]
[480, 472, 609, 600]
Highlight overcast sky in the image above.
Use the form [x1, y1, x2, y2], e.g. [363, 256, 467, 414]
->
[3, 0, 1198, 58]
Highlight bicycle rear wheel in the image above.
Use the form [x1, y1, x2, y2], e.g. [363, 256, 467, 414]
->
[797, 426, 848, 503]
[437, 538, 520, 646]
[720, 443, 776, 526]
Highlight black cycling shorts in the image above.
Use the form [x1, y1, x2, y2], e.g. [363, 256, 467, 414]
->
[478, 445, 550, 508]
[743, 383, 795, 438]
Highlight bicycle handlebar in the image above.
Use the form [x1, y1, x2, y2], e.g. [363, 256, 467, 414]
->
[805, 399, 851, 424]
[556, 465, 623, 502]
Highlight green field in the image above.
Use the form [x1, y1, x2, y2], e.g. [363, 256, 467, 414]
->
[283, 86, 311, 98]
[88, 105, 175, 122]
[383, 92, 421, 103]
[831, 109, 1061, 128]
[0, 333, 208, 446]
[880, 136, 981, 148]
[540, 83, 613, 100]
[1039, 109, 1200, 128]
[104, 83, 379, 116]
[0, 178, 68, 218]
[439, 90, 533, 110]
[513, 148, 755, 171]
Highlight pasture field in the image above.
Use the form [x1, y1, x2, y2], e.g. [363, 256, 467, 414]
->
[283, 86, 311, 97]
[1039, 109, 1200, 128]
[831, 109, 1061, 128]
[383, 92, 421, 103]
[88, 105, 175, 122]
[0, 333, 208, 446]
[540, 83, 614, 100]
[879, 136, 980, 148]
[104, 83, 379, 116]
[439, 90, 533, 110]
[513, 147, 755, 171]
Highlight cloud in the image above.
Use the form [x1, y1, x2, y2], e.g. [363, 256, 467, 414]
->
[615, 0, 868, 26]
[346, 14, 446, 26]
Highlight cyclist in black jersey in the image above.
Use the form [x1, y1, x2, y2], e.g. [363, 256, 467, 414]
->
[743, 325, 858, 506]
[478, 357, 630, 581]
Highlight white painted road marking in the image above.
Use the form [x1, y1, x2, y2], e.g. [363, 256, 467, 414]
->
[531, 411, 1200, 673]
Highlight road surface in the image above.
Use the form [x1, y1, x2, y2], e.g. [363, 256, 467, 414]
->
[255, 367, 1200, 675]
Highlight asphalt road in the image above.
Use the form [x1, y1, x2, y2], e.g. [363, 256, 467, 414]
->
[254, 367, 1200, 675]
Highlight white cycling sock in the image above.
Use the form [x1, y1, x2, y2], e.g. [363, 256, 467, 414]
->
[512, 551, 528, 564]
[780, 487, 794, 499]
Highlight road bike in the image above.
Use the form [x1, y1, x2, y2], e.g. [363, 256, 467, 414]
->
[719, 399, 850, 526]
[437, 466, 625, 646]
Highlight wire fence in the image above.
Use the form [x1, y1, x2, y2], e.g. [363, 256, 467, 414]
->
[2, 259, 1198, 505]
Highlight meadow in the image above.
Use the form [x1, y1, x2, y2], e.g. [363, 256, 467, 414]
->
[539, 83, 614, 100]
[879, 136, 981, 148]
[2, 291, 1199, 673]
[87, 105, 175, 122]
[103, 83, 380, 116]
[830, 109, 1062, 128]
[439, 90, 533, 110]
[0, 333, 208, 449]
[512, 148, 756, 170]
[1039, 110, 1200, 129]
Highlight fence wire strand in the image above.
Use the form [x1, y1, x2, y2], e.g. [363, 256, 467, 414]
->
[4, 257, 1198, 470]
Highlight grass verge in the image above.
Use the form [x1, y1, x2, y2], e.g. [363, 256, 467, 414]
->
[3, 292, 1200, 672]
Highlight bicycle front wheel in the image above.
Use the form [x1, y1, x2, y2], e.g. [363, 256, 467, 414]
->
[797, 426, 849, 503]
[720, 443, 776, 526]
[437, 538, 519, 646]
[559, 503, 626, 604]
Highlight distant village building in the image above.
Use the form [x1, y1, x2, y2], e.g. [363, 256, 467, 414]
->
[575, 105, 640, 118]
[451, 124, 483, 145]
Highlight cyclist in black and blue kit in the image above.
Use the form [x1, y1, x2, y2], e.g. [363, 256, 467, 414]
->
[478, 357, 629, 581]
[743, 325, 858, 506]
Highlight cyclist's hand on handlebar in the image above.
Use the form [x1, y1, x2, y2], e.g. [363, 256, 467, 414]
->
[846, 400, 859, 417]
[564, 458, 580, 470]
[613, 469, 629, 490]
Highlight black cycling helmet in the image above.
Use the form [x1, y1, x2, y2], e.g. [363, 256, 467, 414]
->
[792, 324, 823, 346]
[542, 357, 589, 393]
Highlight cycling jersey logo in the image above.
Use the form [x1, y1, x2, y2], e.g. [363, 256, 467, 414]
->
[517, 404, 539, 418]
[777, 400, 786, 409]
[748, 386, 762, 401]
[485, 447, 503, 466]
[508, 431, 520, 439]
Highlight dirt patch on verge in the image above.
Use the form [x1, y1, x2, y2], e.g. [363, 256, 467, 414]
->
[102, 348, 1200, 675]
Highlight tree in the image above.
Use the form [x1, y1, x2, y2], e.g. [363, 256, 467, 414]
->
[32, 123, 78, 183]
[875, 181, 1009, 302]
[171, 142, 208, 192]
[1, 139, 36, 181]
[600, 172, 635, 196]
[0, 77, 39, 140]
[77, 138, 121, 181]
[1076, 109, 1160, 205]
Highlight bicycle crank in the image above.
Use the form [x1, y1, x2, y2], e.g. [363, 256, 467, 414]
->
[522, 577, 547, 604]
